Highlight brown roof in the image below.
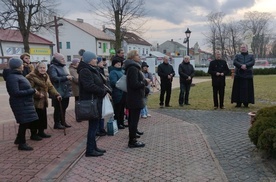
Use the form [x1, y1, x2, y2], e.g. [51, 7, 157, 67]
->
[105, 28, 151, 46]
[0, 29, 53, 45]
[62, 18, 114, 41]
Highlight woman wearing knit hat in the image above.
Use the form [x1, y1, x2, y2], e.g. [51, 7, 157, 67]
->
[77, 51, 110, 157]
[3, 58, 39, 151]
[48, 53, 73, 129]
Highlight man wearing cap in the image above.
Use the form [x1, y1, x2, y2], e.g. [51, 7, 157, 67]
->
[4, 58, 38, 151]
[48, 53, 73, 129]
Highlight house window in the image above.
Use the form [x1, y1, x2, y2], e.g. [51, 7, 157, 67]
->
[66, 42, 70, 49]
[98, 42, 102, 48]
[163, 49, 166, 54]
[133, 47, 135, 50]
[129, 47, 131, 51]
[67, 55, 71, 62]
[103, 43, 107, 53]
[59, 42, 62, 49]
[146, 49, 148, 54]
[143, 48, 145, 54]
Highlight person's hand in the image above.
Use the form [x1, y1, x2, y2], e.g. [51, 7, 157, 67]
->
[216, 72, 220, 76]
[67, 75, 73, 80]
[39, 93, 45, 98]
[241, 64, 247, 70]
[145, 78, 151, 83]
[56, 95, 62, 101]
[168, 74, 172, 79]
[220, 73, 224, 76]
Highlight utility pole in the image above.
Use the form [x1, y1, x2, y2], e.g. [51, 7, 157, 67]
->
[51, 16, 63, 53]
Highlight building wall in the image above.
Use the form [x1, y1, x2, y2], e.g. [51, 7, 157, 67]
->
[158, 41, 187, 56]
[1, 42, 52, 63]
[126, 44, 151, 57]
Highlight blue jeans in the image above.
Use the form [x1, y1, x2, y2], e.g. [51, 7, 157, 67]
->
[140, 97, 148, 116]
[179, 83, 191, 105]
[86, 119, 100, 154]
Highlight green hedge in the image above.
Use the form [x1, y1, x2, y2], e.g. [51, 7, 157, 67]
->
[253, 68, 276, 75]
[248, 106, 276, 157]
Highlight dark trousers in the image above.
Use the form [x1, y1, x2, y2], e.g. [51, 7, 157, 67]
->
[86, 119, 100, 154]
[17, 122, 32, 144]
[114, 97, 126, 126]
[29, 108, 47, 135]
[159, 82, 172, 106]
[179, 83, 191, 105]
[213, 86, 225, 108]
[52, 98, 69, 124]
[128, 108, 141, 143]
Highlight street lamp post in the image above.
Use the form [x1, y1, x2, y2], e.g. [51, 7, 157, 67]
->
[184, 28, 191, 56]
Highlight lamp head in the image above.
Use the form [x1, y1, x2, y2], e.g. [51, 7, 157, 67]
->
[185, 28, 191, 38]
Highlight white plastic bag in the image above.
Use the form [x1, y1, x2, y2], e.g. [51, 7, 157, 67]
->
[115, 75, 127, 92]
[102, 94, 114, 117]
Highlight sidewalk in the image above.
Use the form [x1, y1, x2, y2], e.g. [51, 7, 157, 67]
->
[0, 109, 227, 181]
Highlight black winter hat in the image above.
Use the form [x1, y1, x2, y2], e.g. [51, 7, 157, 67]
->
[141, 62, 149, 68]
[112, 57, 122, 66]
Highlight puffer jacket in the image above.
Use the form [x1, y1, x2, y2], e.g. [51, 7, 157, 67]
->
[4, 70, 38, 124]
[233, 52, 255, 78]
[77, 61, 108, 118]
[26, 70, 60, 109]
[109, 67, 124, 104]
[124, 59, 147, 109]
[48, 58, 72, 98]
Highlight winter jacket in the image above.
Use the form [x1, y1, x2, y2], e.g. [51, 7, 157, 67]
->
[77, 61, 108, 118]
[158, 62, 175, 84]
[26, 70, 60, 109]
[69, 65, 79, 97]
[22, 63, 34, 77]
[48, 58, 72, 98]
[4, 70, 38, 124]
[208, 59, 230, 87]
[233, 52, 255, 78]
[124, 60, 147, 109]
[178, 61, 195, 84]
[109, 67, 124, 104]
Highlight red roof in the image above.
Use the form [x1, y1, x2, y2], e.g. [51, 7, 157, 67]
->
[0, 29, 54, 45]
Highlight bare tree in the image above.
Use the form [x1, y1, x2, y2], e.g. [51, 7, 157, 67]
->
[241, 11, 273, 58]
[225, 21, 242, 59]
[0, 0, 58, 53]
[87, 0, 147, 51]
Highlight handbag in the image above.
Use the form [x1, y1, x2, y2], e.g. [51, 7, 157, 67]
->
[115, 75, 127, 92]
[107, 117, 118, 136]
[75, 96, 99, 121]
[102, 94, 114, 117]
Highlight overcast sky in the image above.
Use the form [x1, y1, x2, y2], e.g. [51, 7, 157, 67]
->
[58, 0, 276, 51]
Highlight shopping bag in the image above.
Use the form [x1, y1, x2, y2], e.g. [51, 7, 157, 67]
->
[107, 117, 118, 136]
[116, 75, 127, 92]
[102, 95, 114, 117]
[75, 98, 99, 121]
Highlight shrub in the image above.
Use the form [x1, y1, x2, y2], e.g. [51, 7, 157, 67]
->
[248, 106, 276, 157]
[194, 70, 209, 76]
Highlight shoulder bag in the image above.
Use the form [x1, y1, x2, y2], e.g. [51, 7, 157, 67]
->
[75, 96, 99, 121]
[115, 74, 127, 92]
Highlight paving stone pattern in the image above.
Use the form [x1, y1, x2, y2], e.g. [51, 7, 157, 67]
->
[155, 109, 276, 182]
[62, 112, 227, 182]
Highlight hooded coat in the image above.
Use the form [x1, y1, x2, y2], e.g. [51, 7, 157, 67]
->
[48, 57, 72, 98]
[124, 60, 147, 109]
[4, 69, 38, 124]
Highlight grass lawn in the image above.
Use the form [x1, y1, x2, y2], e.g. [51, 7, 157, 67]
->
[0, 77, 3, 82]
[148, 75, 276, 112]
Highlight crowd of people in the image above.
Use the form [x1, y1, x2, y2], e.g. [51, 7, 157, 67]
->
[3, 43, 255, 155]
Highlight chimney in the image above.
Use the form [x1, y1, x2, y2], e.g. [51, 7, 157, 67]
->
[77, 18, 83, 23]
[171, 39, 173, 42]
[102, 25, 105, 31]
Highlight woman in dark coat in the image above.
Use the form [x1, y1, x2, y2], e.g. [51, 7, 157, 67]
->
[48, 53, 73, 129]
[77, 51, 110, 157]
[4, 58, 38, 151]
[231, 44, 255, 107]
[124, 50, 149, 148]
[26, 62, 61, 139]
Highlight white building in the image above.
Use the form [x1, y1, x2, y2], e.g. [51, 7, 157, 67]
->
[37, 18, 115, 62]
[104, 28, 152, 59]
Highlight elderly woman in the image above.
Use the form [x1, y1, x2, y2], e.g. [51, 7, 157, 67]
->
[124, 50, 149, 148]
[77, 51, 110, 157]
[48, 53, 73, 129]
[4, 58, 38, 151]
[26, 62, 61, 139]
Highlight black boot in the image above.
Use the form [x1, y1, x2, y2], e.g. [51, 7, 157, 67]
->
[14, 134, 20, 144]
[85, 150, 104, 157]
[18, 143, 33, 151]
[38, 130, 51, 138]
[30, 135, 43, 141]
[54, 123, 65, 129]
